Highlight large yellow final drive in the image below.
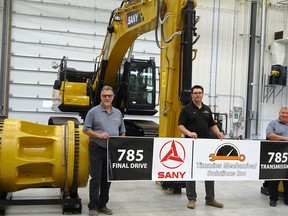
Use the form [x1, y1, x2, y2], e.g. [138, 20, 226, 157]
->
[0, 117, 89, 193]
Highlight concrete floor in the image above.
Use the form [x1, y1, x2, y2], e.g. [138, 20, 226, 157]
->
[2, 181, 287, 216]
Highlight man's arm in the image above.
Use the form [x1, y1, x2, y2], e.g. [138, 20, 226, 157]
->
[83, 129, 110, 139]
[267, 132, 288, 141]
[266, 121, 288, 141]
[178, 125, 198, 138]
[210, 125, 224, 140]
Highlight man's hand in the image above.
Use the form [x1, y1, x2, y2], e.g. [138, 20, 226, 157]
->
[100, 132, 110, 139]
[217, 132, 225, 140]
[188, 131, 198, 139]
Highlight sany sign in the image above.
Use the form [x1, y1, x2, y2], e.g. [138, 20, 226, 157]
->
[152, 138, 193, 181]
[126, 10, 143, 28]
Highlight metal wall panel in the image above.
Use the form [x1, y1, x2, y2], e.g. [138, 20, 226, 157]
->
[6, 0, 288, 138]
[9, 0, 158, 124]
[258, 0, 288, 137]
[192, 1, 250, 138]
[0, 0, 8, 117]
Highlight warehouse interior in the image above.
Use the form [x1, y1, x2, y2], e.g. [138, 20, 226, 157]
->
[1, 0, 288, 215]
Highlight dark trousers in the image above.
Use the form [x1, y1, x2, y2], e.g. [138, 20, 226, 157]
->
[88, 144, 111, 210]
[186, 181, 215, 201]
[268, 180, 288, 202]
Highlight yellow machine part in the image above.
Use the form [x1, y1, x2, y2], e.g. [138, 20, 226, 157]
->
[279, 181, 284, 193]
[60, 81, 90, 106]
[159, 0, 194, 138]
[0, 118, 89, 192]
[270, 70, 280, 77]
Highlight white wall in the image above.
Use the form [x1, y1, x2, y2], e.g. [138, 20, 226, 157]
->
[6, 0, 288, 138]
[259, 0, 288, 138]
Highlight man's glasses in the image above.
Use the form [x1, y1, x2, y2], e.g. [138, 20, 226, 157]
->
[192, 92, 203, 95]
[101, 94, 114, 98]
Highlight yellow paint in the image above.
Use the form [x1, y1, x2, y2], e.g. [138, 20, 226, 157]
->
[0, 118, 89, 192]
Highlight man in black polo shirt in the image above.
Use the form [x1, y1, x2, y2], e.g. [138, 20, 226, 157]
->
[178, 85, 224, 209]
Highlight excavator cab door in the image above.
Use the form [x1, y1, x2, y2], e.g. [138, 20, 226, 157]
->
[125, 59, 158, 116]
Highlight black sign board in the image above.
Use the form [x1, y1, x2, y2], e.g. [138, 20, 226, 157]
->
[108, 137, 154, 181]
[259, 141, 288, 180]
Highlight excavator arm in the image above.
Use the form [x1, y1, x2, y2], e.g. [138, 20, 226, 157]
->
[52, 0, 198, 128]
[93, 0, 159, 106]
[94, 0, 158, 88]
[94, 0, 198, 138]
[159, 0, 198, 138]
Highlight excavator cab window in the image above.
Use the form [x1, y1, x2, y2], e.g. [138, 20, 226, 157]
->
[125, 59, 158, 116]
[129, 71, 150, 105]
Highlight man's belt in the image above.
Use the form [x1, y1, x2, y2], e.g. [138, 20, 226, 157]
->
[90, 141, 99, 146]
[89, 141, 105, 149]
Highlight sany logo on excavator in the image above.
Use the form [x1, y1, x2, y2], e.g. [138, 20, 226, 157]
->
[126, 10, 143, 28]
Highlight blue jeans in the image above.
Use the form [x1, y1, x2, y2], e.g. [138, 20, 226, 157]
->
[88, 144, 111, 210]
[186, 181, 215, 201]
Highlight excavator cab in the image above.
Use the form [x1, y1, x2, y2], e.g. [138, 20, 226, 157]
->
[125, 58, 158, 116]
[51, 57, 157, 122]
[51, 57, 94, 119]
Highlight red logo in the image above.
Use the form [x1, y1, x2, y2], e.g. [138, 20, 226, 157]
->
[159, 140, 186, 169]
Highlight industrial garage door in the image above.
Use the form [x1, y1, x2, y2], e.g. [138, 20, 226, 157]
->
[8, 0, 159, 124]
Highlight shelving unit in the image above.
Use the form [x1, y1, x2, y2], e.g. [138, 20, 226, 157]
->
[263, 34, 288, 103]
[263, 84, 286, 103]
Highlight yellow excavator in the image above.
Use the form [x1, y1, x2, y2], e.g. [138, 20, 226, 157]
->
[0, 0, 198, 213]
